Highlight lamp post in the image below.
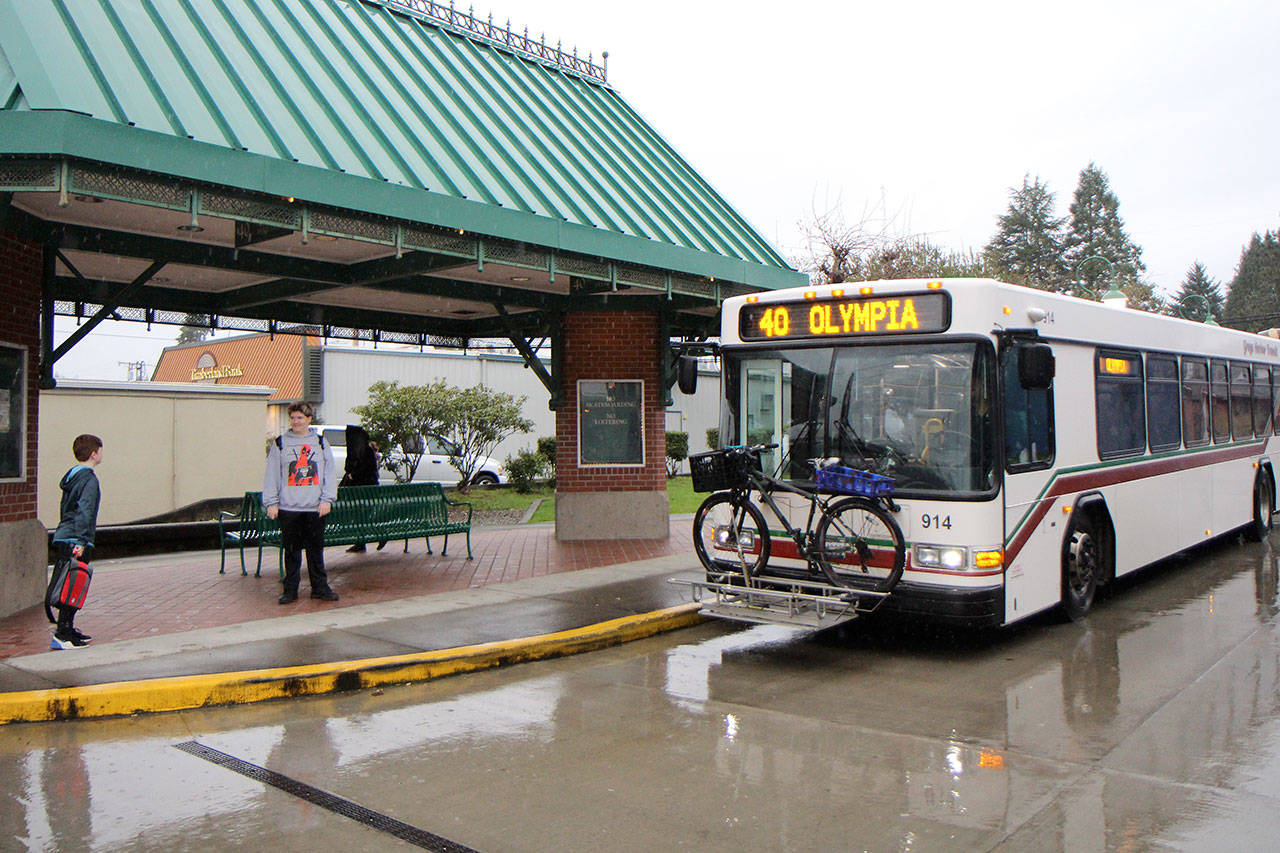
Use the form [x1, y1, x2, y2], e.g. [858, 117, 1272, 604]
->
[1177, 293, 1220, 325]
[1072, 256, 1127, 307]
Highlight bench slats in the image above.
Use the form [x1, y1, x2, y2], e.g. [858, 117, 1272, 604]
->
[218, 483, 473, 578]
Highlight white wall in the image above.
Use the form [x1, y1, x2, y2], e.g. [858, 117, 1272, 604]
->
[39, 381, 273, 526]
[318, 346, 722, 469]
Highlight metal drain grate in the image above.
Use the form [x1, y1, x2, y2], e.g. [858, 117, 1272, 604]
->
[173, 741, 479, 852]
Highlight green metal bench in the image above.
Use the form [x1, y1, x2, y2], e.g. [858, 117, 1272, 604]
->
[218, 484, 473, 577]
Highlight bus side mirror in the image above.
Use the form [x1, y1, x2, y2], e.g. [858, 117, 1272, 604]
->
[677, 355, 699, 395]
[1018, 344, 1055, 389]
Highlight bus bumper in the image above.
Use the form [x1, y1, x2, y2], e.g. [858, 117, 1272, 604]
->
[880, 579, 1005, 628]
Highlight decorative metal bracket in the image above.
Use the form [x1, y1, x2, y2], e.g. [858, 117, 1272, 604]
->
[493, 303, 563, 409]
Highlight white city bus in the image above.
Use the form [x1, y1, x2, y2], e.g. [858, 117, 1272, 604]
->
[704, 278, 1280, 628]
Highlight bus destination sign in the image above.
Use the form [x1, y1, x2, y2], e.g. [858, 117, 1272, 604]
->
[739, 291, 951, 342]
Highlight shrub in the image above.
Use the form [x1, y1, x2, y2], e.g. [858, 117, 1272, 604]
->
[705, 427, 720, 451]
[505, 449, 548, 494]
[536, 436, 556, 465]
[665, 431, 689, 478]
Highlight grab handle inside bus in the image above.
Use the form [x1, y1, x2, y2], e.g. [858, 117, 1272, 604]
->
[1018, 344, 1055, 389]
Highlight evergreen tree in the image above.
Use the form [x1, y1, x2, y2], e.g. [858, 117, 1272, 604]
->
[1222, 231, 1280, 331]
[984, 175, 1067, 291]
[1062, 163, 1147, 299]
[1170, 262, 1224, 322]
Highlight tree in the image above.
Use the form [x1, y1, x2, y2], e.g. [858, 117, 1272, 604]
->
[799, 205, 992, 284]
[1062, 163, 1147, 299]
[1170, 262, 1224, 322]
[1222, 231, 1280, 331]
[352, 380, 451, 483]
[176, 313, 211, 345]
[665, 431, 689, 478]
[984, 175, 1068, 291]
[436, 385, 534, 491]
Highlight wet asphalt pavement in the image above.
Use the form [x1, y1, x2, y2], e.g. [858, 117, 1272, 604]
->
[3, 532, 1280, 850]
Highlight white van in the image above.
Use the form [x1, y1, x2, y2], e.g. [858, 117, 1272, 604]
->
[317, 426, 506, 486]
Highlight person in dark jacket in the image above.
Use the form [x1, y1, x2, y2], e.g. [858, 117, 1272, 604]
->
[339, 424, 381, 552]
[49, 434, 103, 649]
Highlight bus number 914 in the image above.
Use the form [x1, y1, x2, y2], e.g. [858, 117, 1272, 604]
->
[921, 514, 952, 530]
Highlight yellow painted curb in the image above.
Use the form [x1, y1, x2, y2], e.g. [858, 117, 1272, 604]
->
[0, 603, 706, 725]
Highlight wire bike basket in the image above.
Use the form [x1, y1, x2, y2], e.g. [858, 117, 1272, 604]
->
[814, 465, 896, 498]
[689, 449, 762, 492]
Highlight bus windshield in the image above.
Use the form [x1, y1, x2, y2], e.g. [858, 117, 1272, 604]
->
[722, 341, 998, 496]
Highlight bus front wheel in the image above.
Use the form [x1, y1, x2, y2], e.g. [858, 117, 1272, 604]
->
[1062, 517, 1100, 621]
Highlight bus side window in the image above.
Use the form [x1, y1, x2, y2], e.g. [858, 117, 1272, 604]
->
[1230, 362, 1253, 440]
[1181, 358, 1210, 447]
[1146, 354, 1180, 452]
[1096, 349, 1145, 459]
[1253, 365, 1272, 436]
[1210, 361, 1231, 443]
[1003, 346, 1054, 470]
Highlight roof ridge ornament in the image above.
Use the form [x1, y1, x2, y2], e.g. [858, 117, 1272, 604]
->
[377, 0, 609, 85]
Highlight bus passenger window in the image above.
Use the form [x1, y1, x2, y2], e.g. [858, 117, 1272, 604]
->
[1096, 350, 1145, 459]
[1230, 363, 1253, 440]
[1181, 359, 1209, 447]
[1253, 365, 1272, 436]
[1210, 361, 1230, 443]
[1146, 354, 1180, 452]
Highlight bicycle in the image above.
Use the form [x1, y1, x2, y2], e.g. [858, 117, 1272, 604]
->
[690, 444, 907, 597]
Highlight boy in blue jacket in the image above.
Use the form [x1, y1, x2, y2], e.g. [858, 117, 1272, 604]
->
[264, 401, 339, 604]
[50, 434, 103, 649]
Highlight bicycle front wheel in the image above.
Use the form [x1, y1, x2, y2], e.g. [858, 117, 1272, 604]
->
[814, 497, 906, 592]
[692, 493, 771, 583]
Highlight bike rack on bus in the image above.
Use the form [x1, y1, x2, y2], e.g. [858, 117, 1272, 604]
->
[669, 574, 890, 630]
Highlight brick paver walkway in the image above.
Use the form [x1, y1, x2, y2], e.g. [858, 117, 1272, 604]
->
[0, 521, 694, 660]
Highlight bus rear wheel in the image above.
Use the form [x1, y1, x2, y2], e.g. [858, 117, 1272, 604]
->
[1062, 517, 1100, 621]
[1248, 473, 1274, 542]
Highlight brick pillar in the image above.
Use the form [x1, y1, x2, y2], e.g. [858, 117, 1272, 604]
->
[554, 310, 669, 540]
[0, 233, 48, 618]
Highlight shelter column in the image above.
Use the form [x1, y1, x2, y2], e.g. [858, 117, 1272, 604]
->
[0, 232, 50, 618]
[554, 311, 669, 540]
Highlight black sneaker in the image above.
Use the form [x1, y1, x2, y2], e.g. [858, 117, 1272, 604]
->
[278, 592, 298, 605]
[311, 589, 339, 602]
[71, 628, 91, 642]
[50, 634, 89, 650]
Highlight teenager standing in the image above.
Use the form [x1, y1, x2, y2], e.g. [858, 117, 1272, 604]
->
[48, 434, 103, 649]
[263, 401, 339, 604]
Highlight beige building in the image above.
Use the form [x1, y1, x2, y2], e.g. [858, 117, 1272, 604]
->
[38, 381, 273, 527]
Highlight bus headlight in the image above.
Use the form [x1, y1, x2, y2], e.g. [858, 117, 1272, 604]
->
[913, 545, 967, 570]
[912, 544, 1004, 571]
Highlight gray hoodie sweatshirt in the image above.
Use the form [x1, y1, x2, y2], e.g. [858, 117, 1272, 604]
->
[263, 428, 337, 512]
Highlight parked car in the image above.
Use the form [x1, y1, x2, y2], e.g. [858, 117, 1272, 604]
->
[317, 426, 506, 486]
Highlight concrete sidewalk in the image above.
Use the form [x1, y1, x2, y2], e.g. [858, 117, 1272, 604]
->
[0, 520, 706, 722]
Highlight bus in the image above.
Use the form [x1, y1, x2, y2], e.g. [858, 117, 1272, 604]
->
[688, 277, 1280, 628]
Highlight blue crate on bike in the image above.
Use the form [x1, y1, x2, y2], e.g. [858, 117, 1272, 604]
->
[690, 449, 760, 492]
[815, 465, 895, 497]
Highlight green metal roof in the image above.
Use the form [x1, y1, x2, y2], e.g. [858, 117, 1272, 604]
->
[0, 0, 801, 291]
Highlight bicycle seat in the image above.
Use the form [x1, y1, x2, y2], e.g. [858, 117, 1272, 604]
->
[809, 457, 843, 471]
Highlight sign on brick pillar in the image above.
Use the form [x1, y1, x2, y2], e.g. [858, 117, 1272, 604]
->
[554, 310, 670, 541]
[0, 232, 52, 618]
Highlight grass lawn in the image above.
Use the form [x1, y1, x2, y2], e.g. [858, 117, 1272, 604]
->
[449, 476, 701, 524]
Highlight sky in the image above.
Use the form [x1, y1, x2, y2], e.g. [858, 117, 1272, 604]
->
[51, 0, 1280, 380]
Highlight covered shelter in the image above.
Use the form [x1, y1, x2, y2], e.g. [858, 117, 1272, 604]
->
[0, 0, 804, 614]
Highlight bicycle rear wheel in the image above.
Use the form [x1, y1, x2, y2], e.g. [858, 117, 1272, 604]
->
[692, 493, 771, 583]
[814, 497, 906, 592]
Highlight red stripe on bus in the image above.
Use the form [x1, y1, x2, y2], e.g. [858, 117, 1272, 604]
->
[1004, 442, 1265, 566]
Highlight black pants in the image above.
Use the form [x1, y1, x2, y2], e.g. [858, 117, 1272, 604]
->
[278, 510, 330, 595]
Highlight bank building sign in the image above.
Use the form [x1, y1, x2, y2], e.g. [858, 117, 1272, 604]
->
[191, 352, 244, 382]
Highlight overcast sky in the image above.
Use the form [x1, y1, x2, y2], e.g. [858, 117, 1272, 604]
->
[53, 0, 1280, 379]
